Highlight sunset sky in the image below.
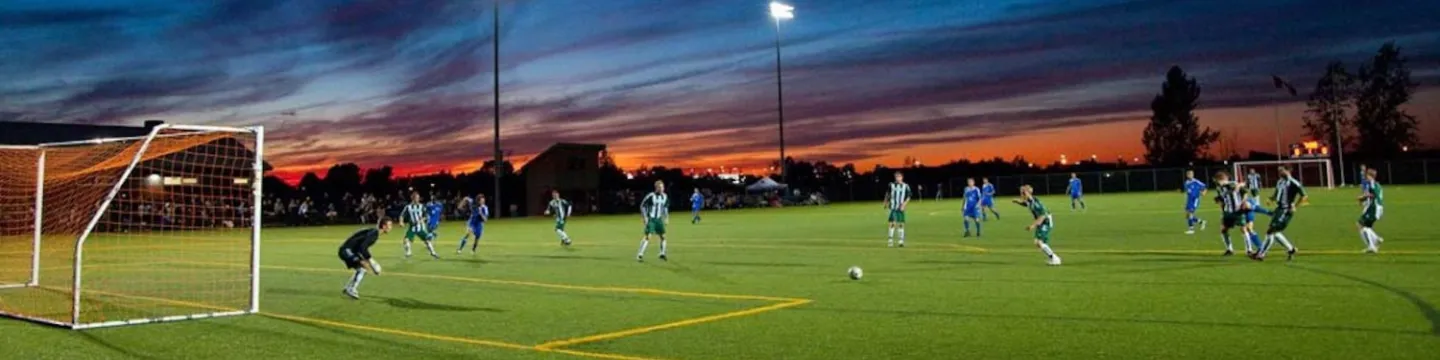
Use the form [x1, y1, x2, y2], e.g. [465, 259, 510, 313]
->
[3, 0, 1439, 181]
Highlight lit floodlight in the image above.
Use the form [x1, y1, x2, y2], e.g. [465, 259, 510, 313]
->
[769, 2, 794, 20]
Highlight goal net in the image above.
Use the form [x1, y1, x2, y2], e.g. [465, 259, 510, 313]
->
[0, 124, 262, 329]
[1232, 159, 1335, 191]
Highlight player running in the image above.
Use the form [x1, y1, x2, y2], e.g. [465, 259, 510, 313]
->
[884, 171, 911, 247]
[1240, 180, 1269, 256]
[1212, 171, 1244, 256]
[339, 217, 390, 299]
[455, 193, 490, 254]
[1013, 185, 1060, 266]
[1257, 165, 1307, 261]
[1066, 173, 1086, 211]
[544, 189, 574, 246]
[981, 178, 1000, 220]
[399, 192, 440, 259]
[1183, 170, 1208, 234]
[637, 181, 670, 262]
[690, 188, 704, 224]
[425, 197, 444, 239]
[1357, 168, 1385, 253]
[962, 178, 983, 237]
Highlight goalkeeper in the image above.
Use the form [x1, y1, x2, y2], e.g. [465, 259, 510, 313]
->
[340, 217, 391, 299]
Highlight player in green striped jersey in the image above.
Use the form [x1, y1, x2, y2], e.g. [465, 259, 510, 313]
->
[636, 181, 670, 262]
[883, 172, 911, 247]
[1259, 165, 1306, 261]
[1357, 168, 1385, 253]
[398, 192, 440, 260]
[1012, 185, 1060, 265]
[1211, 171, 1245, 256]
[543, 189, 573, 246]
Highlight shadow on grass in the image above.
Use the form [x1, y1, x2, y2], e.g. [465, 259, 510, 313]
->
[1288, 264, 1440, 337]
[372, 296, 504, 313]
[78, 331, 158, 360]
[793, 306, 1430, 337]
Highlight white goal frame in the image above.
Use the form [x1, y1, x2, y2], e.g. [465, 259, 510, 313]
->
[0, 124, 263, 330]
[1232, 158, 1335, 190]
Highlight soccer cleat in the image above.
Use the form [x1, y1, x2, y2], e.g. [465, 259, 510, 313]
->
[636, 255, 644, 262]
[1223, 250, 1234, 257]
[1364, 247, 1378, 254]
[1286, 249, 1297, 262]
[659, 254, 668, 262]
[1047, 256, 1062, 266]
[887, 240, 894, 248]
[343, 289, 359, 300]
[455, 249, 462, 255]
[1185, 229, 1195, 235]
[1199, 220, 1208, 231]
[431, 254, 441, 260]
[562, 239, 572, 247]
[898, 241, 906, 248]
[963, 232, 971, 238]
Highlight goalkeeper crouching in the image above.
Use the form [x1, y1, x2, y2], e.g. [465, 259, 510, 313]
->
[340, 217, 391, 299]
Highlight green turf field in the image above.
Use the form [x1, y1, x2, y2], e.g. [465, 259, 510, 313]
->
[3, 186, 1439, 359]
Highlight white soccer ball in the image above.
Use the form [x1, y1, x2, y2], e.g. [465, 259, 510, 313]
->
[847, 266, 863, 280]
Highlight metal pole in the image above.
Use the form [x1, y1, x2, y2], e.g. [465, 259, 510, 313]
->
[31, 150, 44, 286]
[773, 18, 786, 184]
[1273, 105, 1283, 162]
[250, 127, 264, 313]
[492, 0, 503, 218]
[1334, 117, 1346, 186]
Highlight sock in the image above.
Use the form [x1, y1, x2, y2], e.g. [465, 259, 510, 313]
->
[659, 238, 667, 256]
[888, 227, 895, 241]
[457, 235, 469, 251]
[991, 209, 1000, 220]
[637, 238, 649, 257]
[472, 234, 480, 251]
[1274, 233, 1295, 251]
[1221, 232, 1233, 252]
[1080, 200, 1087, 209]
[964, 219, 972, 233]
[346, 269, 365, 291]
[424, 241, 438, 256]
[1187, 215, 1196, 228]
[1364, 228, 1381, 244]
[1038, 243, 1056, 258]
[1359, 229, 1373, 249]
[1248, 231, 1263, 252]
[981, 211, 987, 221]
[556, 229, 569, 241]
[898, 229, 906, 243]
[403, 240, 412, 256]
[975, 221, 982, 235]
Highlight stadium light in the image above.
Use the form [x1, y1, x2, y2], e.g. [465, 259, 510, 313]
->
[770, 2, 793, 184]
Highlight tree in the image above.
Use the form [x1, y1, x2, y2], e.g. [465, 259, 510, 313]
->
[323, 163, 364, 198]
[1354, 42, 1420, 157]
[1303, 61, 1356, 152]
[1215, 128, 1241, 160]
[362, 166, 395, 196]
[1142, 66, 1219, 166]
[298, 172, 324, 199]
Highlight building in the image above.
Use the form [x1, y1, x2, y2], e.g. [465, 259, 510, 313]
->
[519, 143, 606, 216]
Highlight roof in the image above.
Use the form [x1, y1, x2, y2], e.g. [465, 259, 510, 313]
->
[519, 143, 607, 174]
[0, 121, 156, 145]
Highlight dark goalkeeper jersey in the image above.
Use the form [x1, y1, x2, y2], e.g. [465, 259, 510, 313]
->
[341, 228, 380, 260]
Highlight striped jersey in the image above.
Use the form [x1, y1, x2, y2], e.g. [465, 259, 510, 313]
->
[1272, 176, 1307, 210]
[547, 199, 571, 222]
[641, 192, 669, 220]
[1363, 181, 1384, 211]
[1216, 182, 1243, 214]
[1246, 173, 1262, 190]
[1024, 197, 1052, 225]
[887, 182, 911, 210]
[401, 203, 427, 231]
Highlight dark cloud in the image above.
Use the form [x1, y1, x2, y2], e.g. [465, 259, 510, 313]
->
[0, 8, 140, 27]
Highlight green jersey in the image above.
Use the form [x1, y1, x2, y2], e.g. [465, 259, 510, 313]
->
[886, 182, 911, 210]
[548, 199, 571, 222]
[641, 192, 669, 220]
[1363, 181, 1383, 211]
[1216, 182, 1243, 214]
[1024, 197, 1051, 222]
[401, 203, 427, 231]
[1271, 176, 1307, 211]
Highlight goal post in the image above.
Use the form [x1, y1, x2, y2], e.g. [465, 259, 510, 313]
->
[1232, 158, 1334, 190]
[0, 124, 263, 329]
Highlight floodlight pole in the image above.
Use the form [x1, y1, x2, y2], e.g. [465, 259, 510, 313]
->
[774, 18, 786, 184]
[492, 0, 503, 217]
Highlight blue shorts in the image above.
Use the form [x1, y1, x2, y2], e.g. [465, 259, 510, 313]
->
[981, 198, 994, 207]
[427, 222, 440, 231]
[1070, 193, 1082, 199]
[1185, 198, 1200, 212]
[692, 206, 701, 212]
[963, 207, 981, 218]
[468, 222, 484, 235]
[1245, 211, 1256, 223]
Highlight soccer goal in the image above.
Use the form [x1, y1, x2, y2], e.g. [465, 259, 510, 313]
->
[1232, 158, 1335, 190]
[0, 124, 262, 329]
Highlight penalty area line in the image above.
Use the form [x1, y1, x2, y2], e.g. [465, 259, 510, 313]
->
[536, 298, 813, 350]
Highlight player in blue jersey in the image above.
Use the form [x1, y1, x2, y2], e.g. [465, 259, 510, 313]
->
[1183, 170, 1208, 234]
[1358, 164, 1370, 192]
[690, 188, 704, 224]
[1066, 173, 1086, 211]
[425, 197, 445, 240]
[980, 178, 999, 221]
[455, 193, 490, 254]
[1240, 181, 1269, 256]
[962, 178, 982, 237]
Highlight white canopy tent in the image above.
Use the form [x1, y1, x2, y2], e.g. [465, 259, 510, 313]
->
[746, 177, 788, 192]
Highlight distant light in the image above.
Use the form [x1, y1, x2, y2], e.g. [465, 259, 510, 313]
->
[1403, 146, 1410, 152]
[1090, 154, 1097, 160]
[769, 2, 794, 20]
[1133, 157, 1140, 163]
[146, 174, 162, 186]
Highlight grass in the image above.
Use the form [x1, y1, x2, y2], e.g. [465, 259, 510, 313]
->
[3, 186, 1440, 359]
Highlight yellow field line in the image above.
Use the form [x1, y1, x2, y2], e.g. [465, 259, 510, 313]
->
[535, 298, 813, 350]
[172, 261, 807, 303]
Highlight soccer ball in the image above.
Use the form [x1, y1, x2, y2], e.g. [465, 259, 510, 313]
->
[847, 266, 863, 280]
